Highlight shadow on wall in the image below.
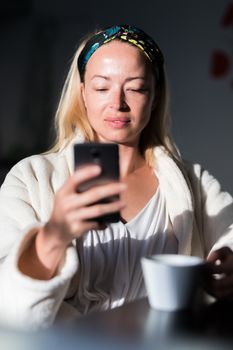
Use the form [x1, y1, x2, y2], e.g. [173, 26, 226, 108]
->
[0, 1, 58, 185]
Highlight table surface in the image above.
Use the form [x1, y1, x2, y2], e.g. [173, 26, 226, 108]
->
[1, 297, 233, 349]
[71, 297, 233, 349]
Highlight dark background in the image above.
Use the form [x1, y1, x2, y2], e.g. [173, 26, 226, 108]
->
[0, 0, 233, 192]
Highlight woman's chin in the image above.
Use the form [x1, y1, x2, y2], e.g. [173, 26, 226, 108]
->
[95, 127, 138, 144]
[97, 136, 138, 148]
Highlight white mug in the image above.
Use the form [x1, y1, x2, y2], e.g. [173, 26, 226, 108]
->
[141, 254, 205, 311]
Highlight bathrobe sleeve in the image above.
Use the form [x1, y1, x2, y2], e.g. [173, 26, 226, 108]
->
[0, 156, 79, 329]
[187, 162, 233, 255]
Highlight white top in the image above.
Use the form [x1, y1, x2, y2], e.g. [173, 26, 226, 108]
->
[73, 184, 178, 314]
[1, 141, 233, 329]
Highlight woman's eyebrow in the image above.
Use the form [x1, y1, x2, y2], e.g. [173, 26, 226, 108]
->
[125, 77, 147, 82]
[91, 75, 147, 81]
[91, 75, 110, 81]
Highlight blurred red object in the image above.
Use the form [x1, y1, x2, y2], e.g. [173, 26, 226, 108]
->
[221, 3, 233, 27]
[210, 50, 231, 78]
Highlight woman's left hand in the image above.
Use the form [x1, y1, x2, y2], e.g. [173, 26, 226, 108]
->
[206, 246, 233, 299]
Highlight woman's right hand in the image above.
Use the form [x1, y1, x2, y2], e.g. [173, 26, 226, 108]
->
[19, 164, 126, 280]
[46, 164, 126, 245]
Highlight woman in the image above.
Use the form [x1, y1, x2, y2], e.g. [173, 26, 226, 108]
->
[0, 25, 233, 329]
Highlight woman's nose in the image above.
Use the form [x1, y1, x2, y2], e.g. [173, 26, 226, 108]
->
[110, 89, 128, 110]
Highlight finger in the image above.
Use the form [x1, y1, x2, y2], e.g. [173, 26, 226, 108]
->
[207, 248, 233, 275]
[59, 182, 126, 213]
[206, 259, 225, 274]
[70, 220, 100, 237]
[61, 165, 102, 194]
[68, 199, 126, 222]
[209, 287, 233, 300]
[217, 288, 233, 299]
[77, 182, 126, 207]
[207, 276, 233, 298]
[207, 247, 232, 263]
[210, 260, 233, 275]
[209, 273, 233, 290]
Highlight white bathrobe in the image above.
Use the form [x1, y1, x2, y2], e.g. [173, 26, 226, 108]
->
[0, 137, 233, 329]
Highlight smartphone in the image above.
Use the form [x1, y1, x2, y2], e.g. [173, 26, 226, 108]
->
[74, 143, 120, 224]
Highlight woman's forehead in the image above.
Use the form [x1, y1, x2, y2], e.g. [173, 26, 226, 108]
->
[85, 41, 152, 74]
[90, 40, 147, 59]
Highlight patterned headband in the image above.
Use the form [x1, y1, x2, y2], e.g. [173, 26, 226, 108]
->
[77, 25, 164, 82]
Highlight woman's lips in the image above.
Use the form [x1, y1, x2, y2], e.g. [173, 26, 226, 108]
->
[105, 118, 131, 128]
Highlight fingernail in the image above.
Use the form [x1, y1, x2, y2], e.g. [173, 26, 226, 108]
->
[92, 165, 101, 174]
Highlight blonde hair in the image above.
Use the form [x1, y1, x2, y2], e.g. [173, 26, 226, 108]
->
[50, 29, 180, 166]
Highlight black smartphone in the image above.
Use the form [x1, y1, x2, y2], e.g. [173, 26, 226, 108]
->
[74, 143, 120, 224]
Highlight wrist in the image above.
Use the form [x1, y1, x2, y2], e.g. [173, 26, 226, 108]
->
[36, 224, 69, 263]
[42, 220, 71, 249]
[18, 225, 70, 280]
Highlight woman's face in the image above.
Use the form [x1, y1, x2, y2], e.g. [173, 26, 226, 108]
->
[81, 40, 156, 147]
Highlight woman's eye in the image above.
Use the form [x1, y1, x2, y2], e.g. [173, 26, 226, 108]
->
[127, 88, 148, 93]
[94, 88, 108, 91]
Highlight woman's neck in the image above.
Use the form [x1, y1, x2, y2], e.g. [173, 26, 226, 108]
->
[118, 145, 146, 179]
